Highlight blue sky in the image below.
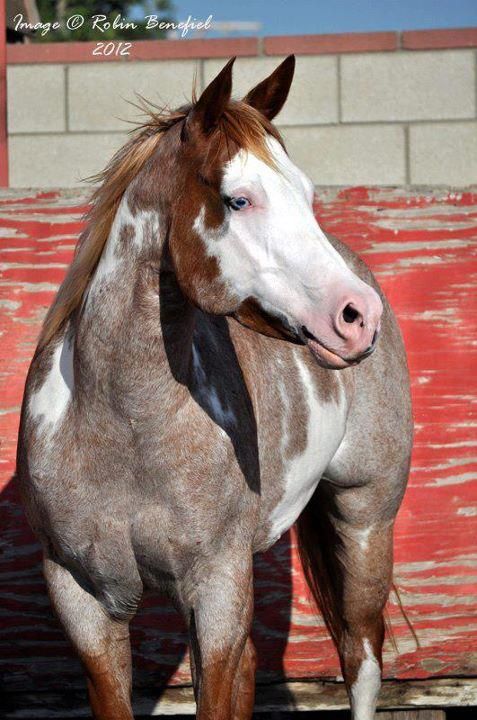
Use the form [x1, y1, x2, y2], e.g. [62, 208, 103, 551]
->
[171, 0, 477, 37]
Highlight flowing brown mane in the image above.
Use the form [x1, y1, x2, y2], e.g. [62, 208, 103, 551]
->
[36, 97, 283, 353]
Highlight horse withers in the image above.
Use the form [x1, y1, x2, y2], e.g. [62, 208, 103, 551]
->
[17, 56, 413, 720]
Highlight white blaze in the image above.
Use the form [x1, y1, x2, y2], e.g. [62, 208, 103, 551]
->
[193, 136, 352, 338]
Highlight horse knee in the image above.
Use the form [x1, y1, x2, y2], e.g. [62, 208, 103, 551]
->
[44, 556, 134, 720]
[188, 558, 254, 720]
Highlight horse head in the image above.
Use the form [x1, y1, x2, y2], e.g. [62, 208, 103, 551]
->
[166, 56, 383, 369]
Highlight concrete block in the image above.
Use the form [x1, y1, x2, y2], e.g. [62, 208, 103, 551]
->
[281, 124, 406, 185]
[204, 55, 338, 125]
[410, 122, 477, 185]
[9, 133, 128, 187]
[68, 60, 200, 131]
[7, 65, 65, 133]
[341, 50, 475, 122]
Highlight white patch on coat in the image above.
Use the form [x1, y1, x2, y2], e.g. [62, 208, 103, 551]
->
[29, 331, 74, 434]
[277, 375, 291, 459]
[267, 351, 347, 544]
[356, 526, 372, 553]
[350, 639, 381, 720]
[89, 194, 160, 288]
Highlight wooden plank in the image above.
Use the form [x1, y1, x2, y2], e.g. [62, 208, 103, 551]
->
[377, 712, 445, 720]
[376, 709, 446, 720]
[0, 187, 476, 694]
[2, 678, 477, 717]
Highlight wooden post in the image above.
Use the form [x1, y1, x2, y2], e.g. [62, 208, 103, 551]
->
[0, 0, 8, 186]
[378, 710, 446, 719]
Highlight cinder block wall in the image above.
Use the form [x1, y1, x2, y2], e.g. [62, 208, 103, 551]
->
[6, 29, 477, 187]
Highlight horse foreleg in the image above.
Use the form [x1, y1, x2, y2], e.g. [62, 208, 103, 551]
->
[297, 482, 396, 720]
[43, 556, 135, 720]
[231, 636, 257, 720]
[188, 554, 255, 720]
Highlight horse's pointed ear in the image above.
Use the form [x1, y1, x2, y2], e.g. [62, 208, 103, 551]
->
[185, 57, 235, 138]
[244, 55, 295, 120]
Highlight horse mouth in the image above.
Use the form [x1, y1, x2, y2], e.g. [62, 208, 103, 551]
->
[299, 325, 377, 369]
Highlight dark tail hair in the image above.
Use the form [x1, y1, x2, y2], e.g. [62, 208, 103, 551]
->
[295, 483, 345, 649]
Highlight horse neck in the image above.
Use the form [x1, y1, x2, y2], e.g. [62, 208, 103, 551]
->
[76, 186, 196, 387]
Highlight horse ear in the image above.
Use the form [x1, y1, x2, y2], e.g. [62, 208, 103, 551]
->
[244, 55, 295, 120]
[185, 57, 235, 138]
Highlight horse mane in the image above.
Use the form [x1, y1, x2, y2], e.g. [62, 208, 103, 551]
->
[36, 94, 283, 354]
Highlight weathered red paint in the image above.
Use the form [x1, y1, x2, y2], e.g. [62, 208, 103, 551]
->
[0, 187, 476, 694]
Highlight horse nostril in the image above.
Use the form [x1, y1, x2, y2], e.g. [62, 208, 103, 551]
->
[342, 303, 360, 324]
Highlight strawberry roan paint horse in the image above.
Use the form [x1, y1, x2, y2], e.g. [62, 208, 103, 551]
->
[17, 57, 412, 720]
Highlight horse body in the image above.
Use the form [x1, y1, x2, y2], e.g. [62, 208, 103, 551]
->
[17, 56, 412, 720]
[22, 197, 349, 597]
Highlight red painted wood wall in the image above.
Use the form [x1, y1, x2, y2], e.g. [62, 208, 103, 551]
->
[0, 187, 476, 694]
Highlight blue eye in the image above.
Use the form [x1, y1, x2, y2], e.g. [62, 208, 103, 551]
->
[227, 196, 251, 211]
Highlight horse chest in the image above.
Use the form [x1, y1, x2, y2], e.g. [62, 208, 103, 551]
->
[264, 355, 348, 547]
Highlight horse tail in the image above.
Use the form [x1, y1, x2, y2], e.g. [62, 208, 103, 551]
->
[389, 581, 420, 650]
[295, 484, 344, 649]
